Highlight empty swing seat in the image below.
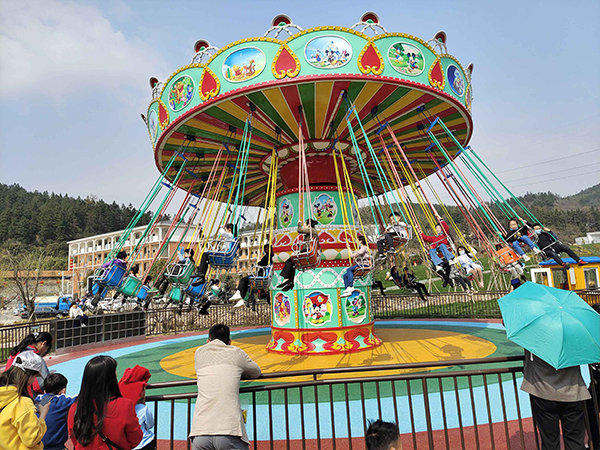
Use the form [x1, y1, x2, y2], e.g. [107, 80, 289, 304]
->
[168, 286, 183, 302]
[137, 285, 149, 301]
[185, 279, 207, 298]
[291, 238, 321, 271]
[118, 275, 142, 297]
[390, 224, 412, 248]
[207, 238, 240, 268]
[494, 244, 521, 268]
[93, 262, 127, 289]
[249, 265, 273, 290]
[352, 255, 373, 279]
[165, 259, 196, 286]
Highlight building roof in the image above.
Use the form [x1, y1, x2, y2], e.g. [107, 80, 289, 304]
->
[539, 256, 600, 266]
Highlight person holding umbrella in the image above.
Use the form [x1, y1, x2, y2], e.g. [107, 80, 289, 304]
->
[497, 283, 600, 449]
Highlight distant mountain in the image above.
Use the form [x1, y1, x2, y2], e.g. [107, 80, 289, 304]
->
[565, 183, 600, 208]
[0, 183, 152, 253]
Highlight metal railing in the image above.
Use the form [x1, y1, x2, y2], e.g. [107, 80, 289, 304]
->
[372, 290, 506, 319]
[145, 355, 599, 450]
[145, 302, 271, 337]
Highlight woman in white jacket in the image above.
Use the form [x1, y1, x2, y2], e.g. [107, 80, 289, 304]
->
[456, 246, 484, 289]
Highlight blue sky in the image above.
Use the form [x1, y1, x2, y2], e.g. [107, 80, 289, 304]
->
[0, 0, 599, 209]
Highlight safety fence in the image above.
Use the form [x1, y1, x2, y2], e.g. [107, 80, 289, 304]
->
[145, 355, 599, 450]
[371, 291, 507, 319]
[51, 311, 146, 352]
[2, 290, 598, 363]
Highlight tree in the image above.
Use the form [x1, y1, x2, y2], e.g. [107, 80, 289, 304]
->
[0, 245, 52, 321]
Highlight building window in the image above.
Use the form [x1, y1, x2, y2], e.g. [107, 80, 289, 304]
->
[584, 268, 599, 290]
[551, 269, 569, 289]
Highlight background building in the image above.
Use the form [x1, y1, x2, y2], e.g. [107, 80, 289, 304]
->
[68, 224, 270, 297]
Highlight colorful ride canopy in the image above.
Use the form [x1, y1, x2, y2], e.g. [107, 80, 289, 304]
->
[146, 13, 473, 206]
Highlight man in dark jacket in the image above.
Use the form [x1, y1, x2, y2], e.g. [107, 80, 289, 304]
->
[532, 224, 588, 268]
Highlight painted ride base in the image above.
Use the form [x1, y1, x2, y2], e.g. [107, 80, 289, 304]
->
[267, 322, 381, 354]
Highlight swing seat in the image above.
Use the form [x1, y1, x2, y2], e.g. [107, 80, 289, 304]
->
[494, 244, 521, 268]
[168, 286, 183, 302]
[207, 238, 240, 268]
[118, 275, 142, 297]
[185, 279, 207, 298]
[291, 238, 321, 271]
[91, 284, 108, 299]
[137, 285, 149, 301]
[93, 262, 127, 289]
[352, 255, 373, 279]
[165, 259, 196, 286]
[249, 265, 273, 290]
[391, 224, 412, 248]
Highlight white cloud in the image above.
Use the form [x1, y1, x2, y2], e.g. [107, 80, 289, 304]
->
[0, 0, 165, 100]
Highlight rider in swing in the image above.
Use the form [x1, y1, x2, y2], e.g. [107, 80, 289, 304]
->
[420, 217, 456, 288]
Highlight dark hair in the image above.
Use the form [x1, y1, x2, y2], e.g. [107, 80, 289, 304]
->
[224, 223, 234, 232]
[213, 279, 220, 285]
[306, 219, 318, 228]
[532, 223, 543, 228]
[45, 373, 68, 395]
[72, 356, 121, 446]
[389, 212, 397, 219]
[403, 266, 410, 271]
[184, 248, 195, 257]
[508, 218, 519, 225]
[365, 419, 400, 450]
[208, 324, 230, 344]
[130, 265, 139, 276]
[0, 366, 38, 397]
[358, 235, 367, 245]
[116, 251, 127, 260]
[10, 332, 53, 357]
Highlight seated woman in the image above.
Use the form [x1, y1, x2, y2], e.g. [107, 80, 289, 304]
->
[376, 213, 408, 262]
[505, 217, 540, 262]
[231, 244, 274, 307]
[421, 219, 455, 287]
[342, 236, 371, 298]
[277, 219, 318, 291]
[532, 223, 588, 268]
[402, 267, 430, 301]
[456, 246, 485, 289]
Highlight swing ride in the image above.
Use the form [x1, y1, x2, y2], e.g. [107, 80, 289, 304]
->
[92, 12, 552, 355]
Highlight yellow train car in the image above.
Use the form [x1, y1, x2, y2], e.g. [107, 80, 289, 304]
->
[530, 256, 600, 290]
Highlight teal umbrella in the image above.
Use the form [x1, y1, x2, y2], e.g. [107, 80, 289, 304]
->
[497, 282, 600, 369]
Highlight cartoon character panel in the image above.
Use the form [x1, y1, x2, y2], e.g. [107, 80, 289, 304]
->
[446, 64, 465, 97]
[278, 197, 294, 228]
[304, 35, 352, 69]
[222, 47, 266, 83]
[344, 290, 367, 324]
[312, 193, 337, 225]
[388, 42, 425, 76]
[302, 291, 332, 326]
[273, 292, 291, 327]
[168, 75, 194, 112]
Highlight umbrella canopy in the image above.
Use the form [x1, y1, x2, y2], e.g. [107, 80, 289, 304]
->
[497, 282, 600, 369]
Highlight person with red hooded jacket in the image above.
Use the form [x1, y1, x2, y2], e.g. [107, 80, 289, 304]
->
[420, 219, 456, 288]
[119, 365, 155, 450]
[68, 356, 142, 450]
